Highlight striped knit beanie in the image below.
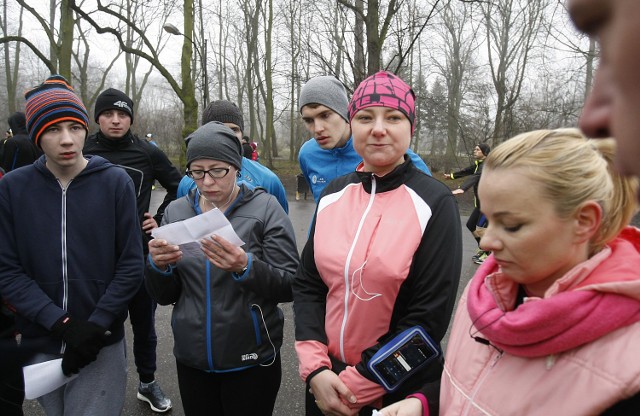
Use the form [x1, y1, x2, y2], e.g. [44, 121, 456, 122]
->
[348, 71, 416, 134]
[24, 75, 89, 148]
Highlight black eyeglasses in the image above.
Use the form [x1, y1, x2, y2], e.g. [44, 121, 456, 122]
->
[186, 167, 231, 180]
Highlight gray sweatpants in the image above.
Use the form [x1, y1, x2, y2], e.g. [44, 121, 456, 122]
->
[36, 339, 127, 416]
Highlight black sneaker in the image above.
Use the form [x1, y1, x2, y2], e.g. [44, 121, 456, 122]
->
[471, 249, 484, 262]
[473, 251, 490, 265]
[137, 380, 172, 413]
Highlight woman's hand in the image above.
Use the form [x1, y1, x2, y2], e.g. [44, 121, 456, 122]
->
[148, 239, 182, 269]
[309, 370, 358, 416]
[201, 234, 248, 274]
[378, 397, 423, 416]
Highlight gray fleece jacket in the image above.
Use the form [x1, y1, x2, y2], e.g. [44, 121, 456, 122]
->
[145, 184, 299, 372]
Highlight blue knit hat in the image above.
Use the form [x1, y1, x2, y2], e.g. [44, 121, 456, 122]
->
[24, 75, 89, 148]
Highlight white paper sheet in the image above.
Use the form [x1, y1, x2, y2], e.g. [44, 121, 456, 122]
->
[23, 358, 78, 399]
[151, 208, 244, 247]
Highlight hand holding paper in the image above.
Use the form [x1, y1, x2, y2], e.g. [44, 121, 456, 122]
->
[151, 208, 244, 247]
[201, 234, 249, 273]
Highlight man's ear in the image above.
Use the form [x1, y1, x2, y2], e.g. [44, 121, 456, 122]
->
[574, 201, 602, 243]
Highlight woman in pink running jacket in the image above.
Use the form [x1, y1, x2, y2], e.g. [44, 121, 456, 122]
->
[293, 71, 463, 416]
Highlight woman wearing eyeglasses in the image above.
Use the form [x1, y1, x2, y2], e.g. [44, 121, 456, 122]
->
[145, 121, 299, 415]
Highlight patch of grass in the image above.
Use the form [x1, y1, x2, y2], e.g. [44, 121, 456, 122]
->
[267, 158, 302, 197]
[271, 157, 302, 176]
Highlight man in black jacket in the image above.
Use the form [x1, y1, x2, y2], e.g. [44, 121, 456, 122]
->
[84, 88, 181, 413]
[1, 112, 41, 172]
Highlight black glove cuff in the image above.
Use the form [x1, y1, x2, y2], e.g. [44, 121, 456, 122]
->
[51, 314, 71, 338]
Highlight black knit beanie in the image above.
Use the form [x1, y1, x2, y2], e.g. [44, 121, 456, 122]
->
[477, 143, 490, 157]
[185, 122, 243, 170]
[202, 100, 244, 132]
[7, 112, 27, 134]
[94, 88, 134, 122]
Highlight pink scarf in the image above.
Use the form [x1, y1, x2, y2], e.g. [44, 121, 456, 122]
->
[467, 256, 640, 357]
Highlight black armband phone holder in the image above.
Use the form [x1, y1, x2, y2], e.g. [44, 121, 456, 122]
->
[366, 326, 440, 392]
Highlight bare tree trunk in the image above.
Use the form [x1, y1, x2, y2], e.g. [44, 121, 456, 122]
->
[365, 0, 381, 75]
[48, 0, 58, 72]
[584, 37, 596, 102]
[216, 0, 224, 100]
[58, 0, 73, 80]
[338, 0, 405, 81]
[353, 0, 366, 85]
[241, 0, 261, 141]
[332, 3, 344, 80]
[198, 0, 209, 108]
[264, 0, 276, 162]
[287, 0, 301, 162]
[2, 1, 22, 112]
[407, 0, 418, 153]
[181, 0, 198, 138]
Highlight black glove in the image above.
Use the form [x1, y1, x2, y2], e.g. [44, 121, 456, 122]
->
[51, 316, 110, 375]
[60, 346, 97, 376]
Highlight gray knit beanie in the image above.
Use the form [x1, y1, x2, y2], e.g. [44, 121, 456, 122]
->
[185, 122, 242, 170]
[202, 100, 244, 132]
[299, 76, 349, 122]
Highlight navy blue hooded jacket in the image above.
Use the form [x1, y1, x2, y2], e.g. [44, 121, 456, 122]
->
[0, 155, 144, 354]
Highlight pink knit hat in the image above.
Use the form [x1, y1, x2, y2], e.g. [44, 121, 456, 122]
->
[348, 71, 416, 133]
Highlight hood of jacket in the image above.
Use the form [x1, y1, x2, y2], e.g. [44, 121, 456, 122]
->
[8, 112, 27, 135]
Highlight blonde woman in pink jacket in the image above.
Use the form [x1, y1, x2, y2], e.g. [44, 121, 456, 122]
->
[380, 129, 640, 415]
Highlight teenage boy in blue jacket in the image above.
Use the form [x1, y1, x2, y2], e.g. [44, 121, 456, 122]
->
[0, 75, 143, 416]
[298, 75, 431, 203]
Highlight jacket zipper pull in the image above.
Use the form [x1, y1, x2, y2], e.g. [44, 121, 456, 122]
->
[545, 354, 557, 370]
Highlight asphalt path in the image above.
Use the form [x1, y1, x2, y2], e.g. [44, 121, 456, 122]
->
[23, 188, 479, 415]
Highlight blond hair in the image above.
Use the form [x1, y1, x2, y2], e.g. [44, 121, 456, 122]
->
[485, 128, 638, 254]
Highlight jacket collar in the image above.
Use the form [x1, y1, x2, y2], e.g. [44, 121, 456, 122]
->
[355, 155, 413, 194]
[95, 130, 135, 149]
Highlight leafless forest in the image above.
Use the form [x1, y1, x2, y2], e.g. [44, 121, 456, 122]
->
[0, 0, 593, 171]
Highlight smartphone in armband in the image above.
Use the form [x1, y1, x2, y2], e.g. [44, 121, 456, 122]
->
[366, 326, 440, 392]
